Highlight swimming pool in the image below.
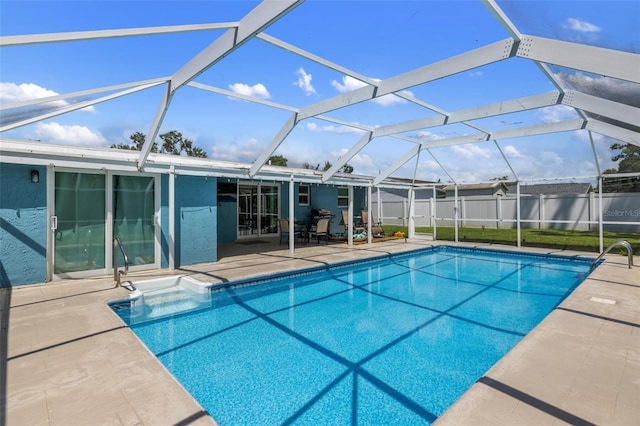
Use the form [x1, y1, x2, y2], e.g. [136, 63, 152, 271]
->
[110, 246, 593, 425]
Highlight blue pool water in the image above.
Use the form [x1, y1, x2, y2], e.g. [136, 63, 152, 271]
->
[110, 246, 593, 425]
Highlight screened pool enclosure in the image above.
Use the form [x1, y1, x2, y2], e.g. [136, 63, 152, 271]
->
[0, 0, 638, 286]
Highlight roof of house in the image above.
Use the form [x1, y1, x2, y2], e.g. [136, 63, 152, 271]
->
[512, 183, 593, 195]
[442, 182, 509, 192]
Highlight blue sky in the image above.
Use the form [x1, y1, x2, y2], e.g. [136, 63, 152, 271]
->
[1, 0, 638, 183]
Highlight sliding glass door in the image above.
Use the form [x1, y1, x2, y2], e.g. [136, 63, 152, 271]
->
[53, 171, 106, 274]
[112, 175, 156, 266]
[237, 183, 279, 238]
[51, 170, 159, 279]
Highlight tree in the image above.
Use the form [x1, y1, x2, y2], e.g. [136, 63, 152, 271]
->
[302, 162, 319, 170]
[319, 161, 353, 173]
[603, 143, 640, 192]
[111, 130, 207, 158]
[611, 143, 640, 173]
[268, 155, 288, 166]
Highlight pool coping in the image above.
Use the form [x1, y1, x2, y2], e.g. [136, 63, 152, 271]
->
[2, 239, 638, 425]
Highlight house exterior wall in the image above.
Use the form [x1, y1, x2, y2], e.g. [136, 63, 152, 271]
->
[303, 184, 366, 233]
[216, 194, 237, 244]
[0, 164, 218, 287]
[175, 176, 217, 266]
[0, 163, 48, 287]
[160, 174, 169, 268]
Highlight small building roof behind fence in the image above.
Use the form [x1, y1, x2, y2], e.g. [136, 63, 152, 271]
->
[511, 183, 593, 195]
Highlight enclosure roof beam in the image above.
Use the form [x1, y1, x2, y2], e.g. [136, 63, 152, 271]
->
[373, 145, 422, 186]
[187, 81, 298, 112]
[494, 140, 520, 181]
[425, 148, 456, 184]
[516, 35, 640, 84]
[137, 1, 302, 171]
[482, 0, 522, 41]
[0, 81, 165, 133]
[257, 33, 375, 86]
[586, 120, 640, 147]
[170, 1, 302, 93]
[0, 23, 237, 47]
[372, 91, 561, 138]
[373, 115, 447, 138]
[298, 38, 517, 120]
[562, 90, 640, 127]
[249, 113, 299, 177]
[448, 91, 562, 123]
[0, 77, 170, 111]
[587, 131, 602, 177]
[257, 33, 448, 116]
[322, 132, 373, 182]
[418, 119, 582, 150]
[137, 85, 172, 170]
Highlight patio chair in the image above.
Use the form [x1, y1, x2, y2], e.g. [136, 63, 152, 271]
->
[308, 217, 330, 245]
[340, 210, 365, 233]
[278, 218, 301, 245]
[361, 210, 385, 237]
[360, 210, 368, 228]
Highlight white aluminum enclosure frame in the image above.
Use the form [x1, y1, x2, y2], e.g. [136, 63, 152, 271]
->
[1, 0, 639, 258]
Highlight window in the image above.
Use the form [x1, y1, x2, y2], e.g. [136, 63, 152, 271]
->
[298, 184, 310, 206]
[337, 186, 348, 207]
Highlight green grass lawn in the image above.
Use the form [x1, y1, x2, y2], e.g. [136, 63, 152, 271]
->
[381, 225, 640, 255]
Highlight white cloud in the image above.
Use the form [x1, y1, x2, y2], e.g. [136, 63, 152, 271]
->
[563, 18, 601, 34]
[450, 144, 491, 159]
[228, 82, 271, 100]
[331, 75, 366, 93]
[34, 122, 106, 146]
[0, 82, 64, 105]
[540, 150, 564, 166]
[416, 130, 445, 141]
[330, 147, 375, 169]
[293, 67, 316, 96]
[0, 82, 95, 112]
[330, 75, 413, 106]
[538, 105, 579, 123]
[503, 144, 524, 158]
[305, 122, 365, 134]
[209, 137, 265, 163]
[468, 70, 483, 77]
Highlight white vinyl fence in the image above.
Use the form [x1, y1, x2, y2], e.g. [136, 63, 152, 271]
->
[372, 191, 640, 233]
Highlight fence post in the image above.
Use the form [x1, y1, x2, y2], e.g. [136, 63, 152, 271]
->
[454, 185, 459, 243]
[432, 186, 437, 240]
[496, 196, 501, 229]
[403, 192, 408, 227]
[408, 188, 415, 238]
[598, 177, 603, 252]
[516, 182, 521, 247]
[589, 191, 595, 232]
[539, 194, 544, 229]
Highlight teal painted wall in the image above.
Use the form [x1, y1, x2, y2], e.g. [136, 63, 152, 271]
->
[160, 175, 169, 268]
[278, 183, 367, 235]
[217, 195, 237, 243]
[0, 164, 47, 287]
[175, 176, 217, 266]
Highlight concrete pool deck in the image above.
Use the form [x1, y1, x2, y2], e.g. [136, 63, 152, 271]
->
[1, 239, 638, 425]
